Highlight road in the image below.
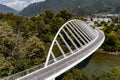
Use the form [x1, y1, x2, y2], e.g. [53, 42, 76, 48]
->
[17, 29, 104, 80]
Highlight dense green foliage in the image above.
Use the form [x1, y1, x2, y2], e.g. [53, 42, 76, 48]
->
[96, 19, 120, 52]
[0, 8, 120, 79]
[62, 51, 120, 80]
[63, 69, 89, 80]
[0, 22, 46, 77]
[63, 66, 120, 80]
[19, 0, 120, 17]
[0, 9, 73, 78]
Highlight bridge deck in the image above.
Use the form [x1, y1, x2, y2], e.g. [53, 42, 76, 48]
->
[17, 29, 104, 80]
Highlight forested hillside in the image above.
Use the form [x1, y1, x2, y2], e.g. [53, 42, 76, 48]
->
[0, 4, 18, 14]
[0, 9, 73, 78]
[19, 0, 120, 17]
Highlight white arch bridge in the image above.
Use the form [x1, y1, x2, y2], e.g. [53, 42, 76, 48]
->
[3, 19, 105, 80]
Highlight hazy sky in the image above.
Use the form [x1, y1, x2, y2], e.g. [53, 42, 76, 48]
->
[0, 0, 45, 11]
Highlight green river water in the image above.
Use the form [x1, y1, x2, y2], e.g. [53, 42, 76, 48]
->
[45, 45, 120, 79]
[56, 51, 120, 80]
[85, 51, 120, 75]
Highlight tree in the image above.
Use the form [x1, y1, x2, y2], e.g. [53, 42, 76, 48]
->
[63, 69, 89, 80]
[0, 13, 3, 19]
[102, 31, 120, 52]
[39, 9, 54, 24]
[21, 36, 46, 65]
[0, 22, 24, 58]
[56, 9, 73, 21]
[95, 66, 120, 80]
[0, 54, 13, 77]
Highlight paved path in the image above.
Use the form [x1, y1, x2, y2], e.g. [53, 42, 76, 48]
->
[17, 29, 104, 80]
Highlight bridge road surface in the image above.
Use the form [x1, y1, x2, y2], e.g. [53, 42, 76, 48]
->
[17, 29, 104, 80]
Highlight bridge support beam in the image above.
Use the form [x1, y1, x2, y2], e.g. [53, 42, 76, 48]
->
[2, 19, 105, 80]
[45, 78, 55, 80]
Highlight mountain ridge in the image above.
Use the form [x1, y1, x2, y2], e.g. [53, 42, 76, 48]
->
[18, 0, 120, 17]
[0, 4, 18, 14]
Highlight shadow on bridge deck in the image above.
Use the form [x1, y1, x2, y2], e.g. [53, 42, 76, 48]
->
[56, 54, 93, 80]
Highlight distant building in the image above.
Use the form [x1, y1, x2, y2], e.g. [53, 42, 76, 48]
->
[94, 14, 120, 18]
[92, 18, 112, 23]
[85, 17, 112, 24]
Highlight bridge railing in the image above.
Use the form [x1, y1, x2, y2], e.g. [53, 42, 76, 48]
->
[34, 30, 105, 80]
[2, 49, 75, 80]
[18, 29, 105, 80]
[2, 19, 99, 80]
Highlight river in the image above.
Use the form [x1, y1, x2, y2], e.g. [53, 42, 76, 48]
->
[85, 51, 120, 75]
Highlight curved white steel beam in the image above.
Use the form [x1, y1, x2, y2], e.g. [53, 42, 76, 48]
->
[44, 19, 97, 67]
[2, 19, 105, 80]
[17, 28, 105, 80]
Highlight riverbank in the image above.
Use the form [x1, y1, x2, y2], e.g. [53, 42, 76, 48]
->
[86, 50, 120, 75]
[61, 50, 120, 80]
